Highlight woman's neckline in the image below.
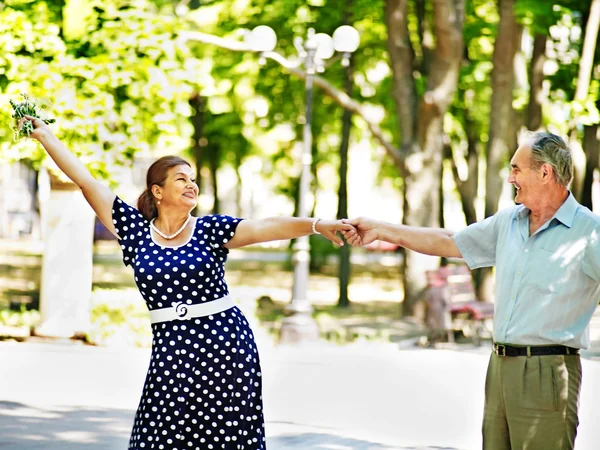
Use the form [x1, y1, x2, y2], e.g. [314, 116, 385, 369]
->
[149, 216, 199, 249]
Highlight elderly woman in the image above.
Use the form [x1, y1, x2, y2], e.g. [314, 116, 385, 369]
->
[20, 115, 355, 450]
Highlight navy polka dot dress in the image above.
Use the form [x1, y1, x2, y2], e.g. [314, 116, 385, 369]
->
[112, 197, 266, 450]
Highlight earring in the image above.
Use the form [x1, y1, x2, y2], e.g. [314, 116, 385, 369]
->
[157, 200, 161, 206]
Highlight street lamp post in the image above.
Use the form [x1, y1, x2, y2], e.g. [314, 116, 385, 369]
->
[248, 26, 360, 343]
[282, 29, 319, 343]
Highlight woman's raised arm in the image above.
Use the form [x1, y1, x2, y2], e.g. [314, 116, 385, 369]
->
[21, 116, 118, 237]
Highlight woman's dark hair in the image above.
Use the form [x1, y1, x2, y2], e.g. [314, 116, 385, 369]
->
[136, 156, 192, 220]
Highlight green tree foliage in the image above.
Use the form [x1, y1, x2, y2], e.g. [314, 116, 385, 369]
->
[187, 0, 395, 200]
[0, 0, 202, 181]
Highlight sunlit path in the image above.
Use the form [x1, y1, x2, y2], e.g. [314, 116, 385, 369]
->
[1, 341, 599, 449]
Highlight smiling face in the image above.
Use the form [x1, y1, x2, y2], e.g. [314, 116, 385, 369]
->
[152, 164, 198, 211]
[508, 141, 544, 208]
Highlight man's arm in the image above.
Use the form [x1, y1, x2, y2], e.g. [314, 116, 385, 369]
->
[342, 217, 462, 258]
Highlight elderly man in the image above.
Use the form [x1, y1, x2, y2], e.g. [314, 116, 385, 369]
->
[343, 131, 600, 450]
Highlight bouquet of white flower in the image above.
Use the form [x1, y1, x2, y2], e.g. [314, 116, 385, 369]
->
[9, 93, 56, 140]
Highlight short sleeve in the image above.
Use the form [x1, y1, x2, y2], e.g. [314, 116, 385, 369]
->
[204, 214, 243, 251]
[111, 196, 148, 267]
[453, 212, 502, 269]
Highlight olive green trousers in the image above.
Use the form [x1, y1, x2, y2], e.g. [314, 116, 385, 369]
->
[482, 352, 582, 450]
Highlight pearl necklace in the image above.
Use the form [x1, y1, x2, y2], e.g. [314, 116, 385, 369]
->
[150, 215, 192, 240]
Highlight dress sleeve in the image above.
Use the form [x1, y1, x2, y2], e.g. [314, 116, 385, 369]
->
[204, 214, 244, 250]
[111, 196, 148, 267]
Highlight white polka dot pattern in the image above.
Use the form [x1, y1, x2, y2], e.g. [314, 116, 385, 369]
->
[112, 197, 265, 449]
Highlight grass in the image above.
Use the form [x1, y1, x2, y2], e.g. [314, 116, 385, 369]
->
[255, 296, 424, 344]
[88, 288, 152, 347]
[0, 249, 42, 310]
[0, 307, 40, 328]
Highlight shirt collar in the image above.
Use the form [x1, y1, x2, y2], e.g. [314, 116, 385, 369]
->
[553, 191, 578, 228]
[513, 191, 578, 228]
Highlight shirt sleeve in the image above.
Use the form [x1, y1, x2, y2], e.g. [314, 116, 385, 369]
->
[204, 214, 244, 251]
[111, 196, 148, 267]
[453, 212, 503, 269]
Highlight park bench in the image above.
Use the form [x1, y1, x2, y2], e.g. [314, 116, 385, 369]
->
[425, 264, 494, 346]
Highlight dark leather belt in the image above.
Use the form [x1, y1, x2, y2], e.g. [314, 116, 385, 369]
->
[493, 343, 580, 357]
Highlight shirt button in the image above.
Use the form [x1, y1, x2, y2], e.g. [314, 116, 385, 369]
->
[524, 249, 529, 253]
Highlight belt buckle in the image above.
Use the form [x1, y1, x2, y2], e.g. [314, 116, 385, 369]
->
[495, 344, 506, 356]
[173, 301, 189, 320]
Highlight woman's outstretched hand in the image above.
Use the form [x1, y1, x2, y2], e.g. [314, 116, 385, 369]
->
[17, 115, 52, 141]
[315, 220, 357, 246]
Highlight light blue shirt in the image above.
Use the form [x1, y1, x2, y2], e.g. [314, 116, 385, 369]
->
[453, 193, 600, 348]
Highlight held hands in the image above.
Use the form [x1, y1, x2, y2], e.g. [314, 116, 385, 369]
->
[314, 219, 357, 247]
[340, 217, 379, 247]
[313, 217, 379, 247]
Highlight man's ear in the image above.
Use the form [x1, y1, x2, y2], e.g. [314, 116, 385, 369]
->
[541, 164, 554, 183]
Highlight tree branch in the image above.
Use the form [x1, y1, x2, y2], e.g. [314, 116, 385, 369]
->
[179, 30, 405, 172]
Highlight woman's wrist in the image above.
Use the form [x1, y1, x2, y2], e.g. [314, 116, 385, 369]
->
[34, 127, 54, 144]
[311, 218, 321, 235]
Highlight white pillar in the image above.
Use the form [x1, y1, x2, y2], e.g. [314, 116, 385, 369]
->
[35, 185, 95, 338]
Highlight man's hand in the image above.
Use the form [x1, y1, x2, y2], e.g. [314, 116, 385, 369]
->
[341, 217, 379, 247]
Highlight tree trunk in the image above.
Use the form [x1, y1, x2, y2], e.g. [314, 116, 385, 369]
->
[385, 0, 465, 316]
[447, 113, 479, 226]
[447, 48, 480, 300]
[512, 23, 528, 138]
[571, 0, 600, 202]
[385, 0, 418, 157]
[476, 0, 522, 303]
[581, 125, 600, 209]
[575, 0, 600, 104]
[402, 118, 446, 316]
[439, 146, 448, 268]
[485, 0, 522, 218]
[447, 127, 483, 296]
[189, 94, 206, 215]
[207, 144, 220, 215]
[336, 56, 354, 309]
[235, 165, 243, 218]
[526, 33, 547, 131]
[233, 148, 243, 218]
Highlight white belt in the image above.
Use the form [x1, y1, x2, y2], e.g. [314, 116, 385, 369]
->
[149, 295, 235, 324]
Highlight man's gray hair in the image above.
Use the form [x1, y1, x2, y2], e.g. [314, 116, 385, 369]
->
[520, 131, 573, 187]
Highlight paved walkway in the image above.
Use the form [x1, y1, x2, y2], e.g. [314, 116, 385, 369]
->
[0, 338, 599, 450]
